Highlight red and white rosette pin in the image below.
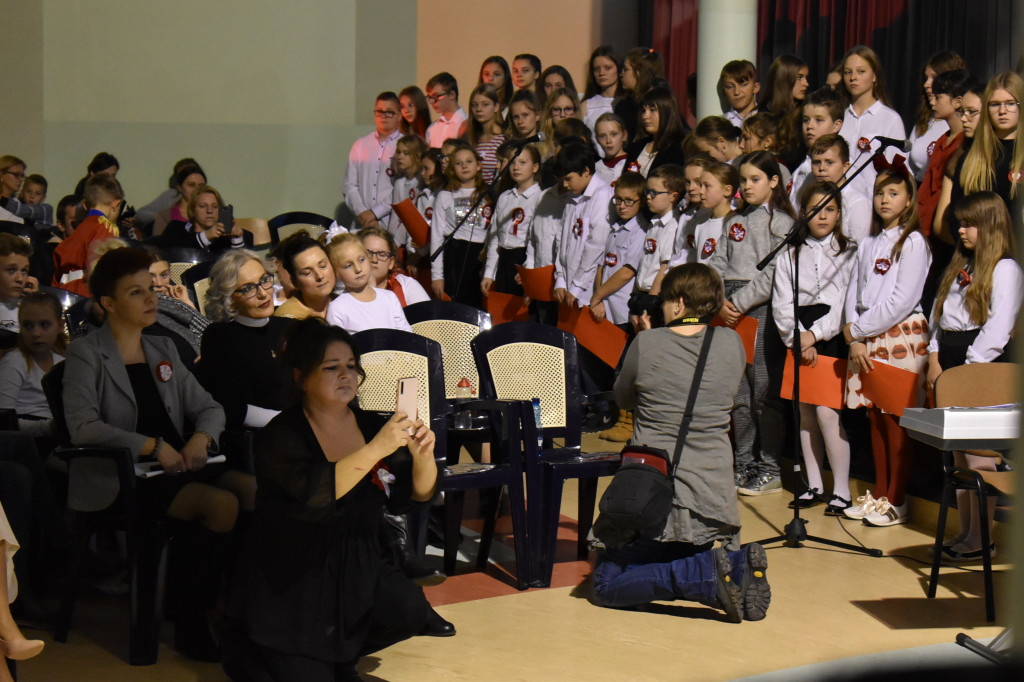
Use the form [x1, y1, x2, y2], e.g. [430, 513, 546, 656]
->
[644, 238, 657, 254]
[604, 252, 618, 267]
[857, 137, 871, 152]
[729, 223, 746, 242]
[702, 238, 716, 257]
[874, 258, 891, 275]
[511, 207, 525, 235]
[156, 361, 173, 383]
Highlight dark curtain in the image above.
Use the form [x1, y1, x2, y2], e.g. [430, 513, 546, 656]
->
[652, 0, 1020, 127]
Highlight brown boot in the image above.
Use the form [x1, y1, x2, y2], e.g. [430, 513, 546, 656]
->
[599, 410, 633, 442]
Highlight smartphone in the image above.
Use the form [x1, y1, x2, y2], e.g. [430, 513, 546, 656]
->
[218, 204, 234, 230]
[396, 377, 419, 434]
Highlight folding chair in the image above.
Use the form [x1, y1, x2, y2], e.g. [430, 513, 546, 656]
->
[471, 321, 618, 587]
[928, 362, 1017, 622]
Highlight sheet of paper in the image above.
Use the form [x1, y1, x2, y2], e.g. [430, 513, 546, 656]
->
[485, 291, 529, 324]
[780, 351, 847, 409]
[515, 265, 556, 302]
[712, 314, 758, 364]
[858, 361, 921, 417]
[557, 304, 628, 367]
[392, 198, 430, 247]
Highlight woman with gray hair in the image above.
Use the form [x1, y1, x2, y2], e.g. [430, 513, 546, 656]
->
[196, 250, 295, 430]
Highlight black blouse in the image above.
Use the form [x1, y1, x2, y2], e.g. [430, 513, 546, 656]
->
[232, 404, 432, 661]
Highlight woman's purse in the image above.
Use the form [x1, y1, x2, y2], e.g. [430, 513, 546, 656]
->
[593, 327, 715, 549]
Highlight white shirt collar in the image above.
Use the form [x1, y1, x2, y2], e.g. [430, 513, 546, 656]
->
[234, 315, 270, 328]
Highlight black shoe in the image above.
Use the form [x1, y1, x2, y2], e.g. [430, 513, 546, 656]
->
[712, 548, 742, 623]
[740, 543, 771, 621]
[581, 407, 615, 433]
[788, 488, 824, 509]
[823, 495, 852, 517]
[420, 606, 456, 637]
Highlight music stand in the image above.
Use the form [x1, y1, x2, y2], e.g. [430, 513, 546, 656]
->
[750, 143, 896, 557]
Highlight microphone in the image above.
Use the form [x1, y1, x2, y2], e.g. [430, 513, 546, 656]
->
[508, 132, 546, 148]
[873, 136, 912, 153]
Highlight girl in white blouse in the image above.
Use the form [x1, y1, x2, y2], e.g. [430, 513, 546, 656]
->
[925, 191, 1023, 560]
[842, 165, 932, 527]
[773, 182, 857, 516]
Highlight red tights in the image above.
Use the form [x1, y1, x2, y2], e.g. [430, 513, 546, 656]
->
[867, 409, 914, 506]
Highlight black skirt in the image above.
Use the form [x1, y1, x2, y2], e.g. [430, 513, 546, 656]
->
[443, 239, 484, 309]
[797, 303, 847, 359]
[494, 246, 526, 296]
[937, 328, 1012, 371]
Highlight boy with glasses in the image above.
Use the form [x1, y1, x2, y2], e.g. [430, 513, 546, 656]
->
[342, 91, 403, 231]
[425, 72, 468, 149]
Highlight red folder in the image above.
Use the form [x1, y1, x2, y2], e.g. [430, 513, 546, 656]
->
[557, 304, 628, 367]
[780, 352, 846, 409]
[392, 198, 430, 247]
[712, 314, 758, 364]
[516, 265, 556, 302]
[485, 291, 529, 324]
[858, 361, 921, 417]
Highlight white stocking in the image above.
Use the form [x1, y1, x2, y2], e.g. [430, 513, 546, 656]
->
[816, 405, 851, 501]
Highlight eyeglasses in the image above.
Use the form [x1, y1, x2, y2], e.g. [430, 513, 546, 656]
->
[234, 273, 275, 299]
[644, 189, 671, 199]
[373, 109, 399, 118]
[365, 249, 394, 261]
[2, 170, 25, 180]
[988, 100, 1020, 112]
[551, 106, 576, 116]
[612, 196, 640, 207]
[427, 91, 450, 103]
[957, 108, 982, 119]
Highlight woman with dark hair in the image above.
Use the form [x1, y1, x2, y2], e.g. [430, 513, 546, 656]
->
[62, 247, 254, 661]
[151, 164, 207, 236]
[477, 55, 512, 113]
[581, 45, 623, 140]
[910, 51, 967, 182]
[222, 317, 445, 681]
[622, 86, 687, 177]
[71, 152, 120, 202]
[158, 184, 252, 253]
[273, 231, 336, 320]
[540, 65, 578, 102]
[399, 86, 431, 139]
[591, 264, 769, 621]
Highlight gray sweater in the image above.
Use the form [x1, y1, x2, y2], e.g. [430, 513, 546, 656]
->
[707, 204, 795, 313]
[614, 326, 746, 548]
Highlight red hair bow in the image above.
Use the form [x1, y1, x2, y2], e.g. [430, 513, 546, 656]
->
[873, 153, 910, 178]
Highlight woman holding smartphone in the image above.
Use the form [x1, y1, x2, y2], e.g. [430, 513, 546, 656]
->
[157, 184, 252, 253]
[222, 317, 448, 681]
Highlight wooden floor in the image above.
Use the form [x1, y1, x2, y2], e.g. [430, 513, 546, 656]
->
[15, 434, 1010, 681]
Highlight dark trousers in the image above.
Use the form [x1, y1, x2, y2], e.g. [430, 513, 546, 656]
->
[444, 239, 484, 309]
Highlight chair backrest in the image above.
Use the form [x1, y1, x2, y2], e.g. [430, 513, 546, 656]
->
[37, 285, 85, 313]
[180, 260, 216, 316]
[471, 321, 582, 445]
[41, 362, 131, 512]
[268, 211, 333, 245]
[405, 301, 492, 399]
[352, 328, 448, 457]
[161, 246, 213, 284]
[935, 363, 1020, 408]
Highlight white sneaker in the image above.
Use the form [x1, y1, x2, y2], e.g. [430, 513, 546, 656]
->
[863, 500, 908, 527]
[843, 491, 882, 520]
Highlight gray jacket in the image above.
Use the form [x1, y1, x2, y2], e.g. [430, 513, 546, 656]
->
[707, 204, 795, 313]
[63, 324, 224, 460]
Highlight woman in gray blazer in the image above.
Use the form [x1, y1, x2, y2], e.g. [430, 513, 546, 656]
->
[62, 246, 254, 662]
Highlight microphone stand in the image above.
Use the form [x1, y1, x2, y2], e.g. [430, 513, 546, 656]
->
[751, 144, 893, 557]
[429, 141, 535, 301]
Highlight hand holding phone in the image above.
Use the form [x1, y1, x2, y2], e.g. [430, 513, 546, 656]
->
[396, 377, 419, 435]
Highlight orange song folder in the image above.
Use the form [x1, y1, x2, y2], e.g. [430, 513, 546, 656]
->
[780, 352, 847, 409]
[485, 291, 529, 324]
[392, 198, 430, 247]
[557, 304, 628, 367]
[516, 265, 556, 302]
[712, 314, 758, 364]
[857, 361, 920, 417]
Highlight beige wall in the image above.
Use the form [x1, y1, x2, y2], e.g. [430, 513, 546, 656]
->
[0, 0, 636, 224]
[416, 0, 638, 110]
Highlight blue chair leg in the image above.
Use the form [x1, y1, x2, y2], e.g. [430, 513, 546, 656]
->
[976, 476, 995, 622]
[576, 478, 598, 559]
[443, 491, 466, 576]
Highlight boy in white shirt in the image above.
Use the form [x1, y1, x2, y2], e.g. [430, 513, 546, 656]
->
[631, 165, 685, 328]
[552, 140, 614, 309]
[342, 91, 402, 231]
[720, 60, 760, 127]
[589, 172, 646, 328]
[425, 72, 468, 149]
[809, 134, 872, 243]
[789, 87, 845, 208]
